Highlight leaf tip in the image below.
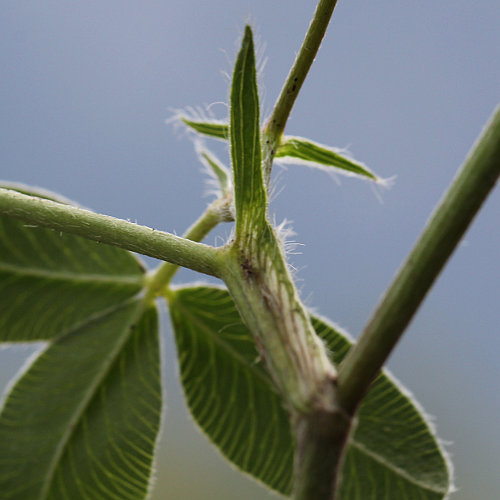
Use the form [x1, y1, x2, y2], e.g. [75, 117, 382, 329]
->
[244, 24, 253, 39]
[240, 25, 255, 55]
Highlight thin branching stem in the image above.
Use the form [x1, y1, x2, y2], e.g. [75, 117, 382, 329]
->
[0, 188, 223, 278]
[337, 105, 500, 415]
[145, 197, 230, 303]
[262, 0, 339, 183]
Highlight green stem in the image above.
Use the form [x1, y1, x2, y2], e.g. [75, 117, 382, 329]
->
[220, 227, 345, 500]
[235, 5, 345, 497]
[0, 188, 222, 278]
[220, 235, 337, 414]
[293, 410, 351, 500]
[262, 0, 339, 182]
[144, 198, 229, 302]
[338, 105, 500, 415]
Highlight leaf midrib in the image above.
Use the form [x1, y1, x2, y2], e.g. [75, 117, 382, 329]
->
[171, 293, 273, 389]
[39, 299, 146, 500]
[0, 261, 143, 286]
[171, 288, 449, 497]
[348, 439, 448, 495]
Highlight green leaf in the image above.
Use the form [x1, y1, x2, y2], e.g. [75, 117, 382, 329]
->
[275, 136, 378, 181]
[198, 148, 231, 193]
[0, 185, 144, 342]
[230, 26, 267, 239]
[312, 317, 451, 499]
[0, 300, 162, 500]
[168, 286, 293, 493]
[180, 117, 229, 140]
[0, 185, 161, 498]
[180, 118, 379, 184]
[168, 285, 451, 499]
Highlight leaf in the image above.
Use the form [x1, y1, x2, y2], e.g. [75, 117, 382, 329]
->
[0, 185, 144, 342]
[180, 117, 229, 140]
[179, 116, 379, 183]
[198, 148, 231, 193]
[275, 136, 378, 181]
[230, 26, 267, 239]
[168, 286, 293, 493]
[312, 317, 451, 499]
[168, 285, 451, 499]
[0, 184, 161, 498]
[0, 300, 162, 500]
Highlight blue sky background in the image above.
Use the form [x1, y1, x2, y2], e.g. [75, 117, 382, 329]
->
[1, 1, 499, 498]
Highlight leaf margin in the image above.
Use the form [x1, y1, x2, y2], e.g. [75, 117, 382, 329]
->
[168, 283, 453, 499]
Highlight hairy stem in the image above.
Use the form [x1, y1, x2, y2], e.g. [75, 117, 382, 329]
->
[0, 188, 222, 278]
[262, 0, 339, 182]
[145, 197, 230, 302]
[251, 4, 349, 496]
[220, 233, 337, 414]
[220, 223, 346, 499]
[338, 105, 500, 415]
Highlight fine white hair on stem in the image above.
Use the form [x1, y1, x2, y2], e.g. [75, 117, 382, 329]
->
[267, 163, 287, 203]
[273, 216, 304, 261]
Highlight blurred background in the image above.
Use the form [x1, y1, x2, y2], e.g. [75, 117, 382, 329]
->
[1, 1, 499, 498]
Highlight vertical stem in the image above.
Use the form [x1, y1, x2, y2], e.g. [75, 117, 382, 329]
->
[254, 3, 350, 497]
[337, 105, 500, 415]
[265, 0, 339, 139]
[293, 410, 351, 500]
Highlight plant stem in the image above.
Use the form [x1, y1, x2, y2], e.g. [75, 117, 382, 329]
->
[220, 235, 337, 414]
[262, 0, 339, 182]
[337, 105, 500, 415]
[224, 25, 348, 498]
[0, 188, 222, 278]
[145, 197, 229, 302]
[293, 409, 351, 500]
